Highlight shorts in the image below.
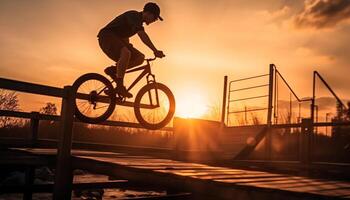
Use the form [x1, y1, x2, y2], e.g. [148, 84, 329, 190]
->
[97, 29, 144, 66]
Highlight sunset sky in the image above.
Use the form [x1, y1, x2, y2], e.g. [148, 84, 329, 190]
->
[1, 0, 350, 120]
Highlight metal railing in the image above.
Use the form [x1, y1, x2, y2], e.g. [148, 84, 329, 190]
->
[226, 72, 270, 126]
[224, 64, 347, 127]
[273, 65, 313, 124]
[312, 71, 347, 123]
[222, 64, 350, 162]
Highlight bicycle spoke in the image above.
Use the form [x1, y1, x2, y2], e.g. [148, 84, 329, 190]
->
[94, 104, 110, 110]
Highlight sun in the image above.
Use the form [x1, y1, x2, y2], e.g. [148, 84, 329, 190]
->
[175, 92, 208, 119]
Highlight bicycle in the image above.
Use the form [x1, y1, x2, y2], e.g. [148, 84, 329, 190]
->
[72, 57, 175, 130]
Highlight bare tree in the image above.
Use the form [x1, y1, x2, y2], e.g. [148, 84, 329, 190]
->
[0, 89, 21, 128]
[40, 102, 57, 115]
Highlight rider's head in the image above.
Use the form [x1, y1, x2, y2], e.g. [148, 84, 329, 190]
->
[142, 2, 163, 25]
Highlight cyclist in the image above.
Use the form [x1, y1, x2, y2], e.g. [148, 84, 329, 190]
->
[97, 2, 165, 98]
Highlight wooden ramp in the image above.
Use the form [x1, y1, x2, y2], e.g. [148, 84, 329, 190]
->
[222, 126, 268, 159]
[12, 148, 350, 200]
[174, 118, 268, 160]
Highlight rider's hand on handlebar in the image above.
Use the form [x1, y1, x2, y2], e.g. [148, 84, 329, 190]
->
[154, 50, 165, 58]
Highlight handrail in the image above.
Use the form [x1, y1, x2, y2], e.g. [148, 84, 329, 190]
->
[229, 74, 269, 83]
[0, 77, 141, 108]
[273, 66, 302, 102]
[229, 95, 269, 103]
[271, 121, 350, 128]
[228, 108, 268, 114]
[0, 77, 65, 98]
[229, 84, 269, 92]
[0, 109, 173, 131]
[314, 71, 347, 109]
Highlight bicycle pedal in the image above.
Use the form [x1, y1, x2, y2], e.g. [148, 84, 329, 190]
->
[116, 96, 126, 103]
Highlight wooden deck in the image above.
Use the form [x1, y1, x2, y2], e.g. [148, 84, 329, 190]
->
[2, 148, 348, 200]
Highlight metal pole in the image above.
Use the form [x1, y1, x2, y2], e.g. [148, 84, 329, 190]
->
[274, 72, 278, 124]
[326, 113, 330, 136]
[267, 64, 274, 125]
[289, 93, 292, 124]
[311, 71, 316, 122]
[53, 86, 75, 200]
[266, 64, 274, 160]
[221, 76, 228, 127]
[227, 81, 231, 126]
[298, 103, 301, 123]
[244, 106, 247, 125]
[315, 105, 318, 135]
[300, 118, 312, 164]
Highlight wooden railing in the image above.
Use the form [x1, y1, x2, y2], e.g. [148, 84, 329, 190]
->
[0, 77, 173, 199]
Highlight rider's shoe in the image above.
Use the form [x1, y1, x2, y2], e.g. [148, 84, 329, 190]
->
[104, 66, 117, 81]
[103, 86, 132, 98]
[116, 85, 133, 98]
[103, 88, 115, 96]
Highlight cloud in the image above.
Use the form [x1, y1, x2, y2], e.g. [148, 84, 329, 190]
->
[295, 0, 350, 29]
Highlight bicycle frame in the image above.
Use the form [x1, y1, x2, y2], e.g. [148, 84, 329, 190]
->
[110, 58, 160, 109]
[125, 59, 156, 92]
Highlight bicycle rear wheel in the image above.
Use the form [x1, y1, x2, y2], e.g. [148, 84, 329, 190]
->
[134, 83, 175, 130]
[72, 73, 116, 123]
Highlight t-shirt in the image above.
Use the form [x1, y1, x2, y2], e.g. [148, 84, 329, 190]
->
[99, 10, 144, 38]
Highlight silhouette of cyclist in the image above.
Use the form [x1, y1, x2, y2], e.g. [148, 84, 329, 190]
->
[98, 2, 165, 98]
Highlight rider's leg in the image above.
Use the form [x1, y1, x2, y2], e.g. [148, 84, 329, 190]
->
[116, 46, 131, 84]
[115, 46, 133, 98]
[128, 47, 145, 68]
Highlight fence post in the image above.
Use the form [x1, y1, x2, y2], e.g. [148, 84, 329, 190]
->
[266, 64, 274, 160]
[24, 166, 35, 200]
[221, 76, 228, 128]
[29, 112, 39, 147]
[53, 86, 75, 200]
[300, 118, 312, 164]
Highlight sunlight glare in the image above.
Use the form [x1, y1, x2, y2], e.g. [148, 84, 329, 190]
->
[176, 92, 208, 118]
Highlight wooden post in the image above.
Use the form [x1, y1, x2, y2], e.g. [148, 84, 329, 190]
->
[300, 118, 312, 164]
[266, 64, 274, 160]
[29, 112, 39, 147]
[53, 86, 75, 200]
[23, 167, 35, 200]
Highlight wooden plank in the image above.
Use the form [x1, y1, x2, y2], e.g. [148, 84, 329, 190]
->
[0, 77, 64, 97]
[122, 193, 192, 200]
[0, 109, 173, 131]
[12, 148, 350, 200]
[73, 155, 350, 200]
[0, 180, 128, 193]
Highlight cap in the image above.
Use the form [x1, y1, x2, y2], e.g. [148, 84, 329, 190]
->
[143, 2, 163, 21]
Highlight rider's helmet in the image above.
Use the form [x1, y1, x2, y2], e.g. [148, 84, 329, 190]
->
[143, 2, 163, 21]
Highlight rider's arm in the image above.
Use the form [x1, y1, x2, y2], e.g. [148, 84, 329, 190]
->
[137, 30, 158, 52]
[137, 30, 165, 58]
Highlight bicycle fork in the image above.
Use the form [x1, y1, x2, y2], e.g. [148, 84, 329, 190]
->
[146, 74, 160, 108]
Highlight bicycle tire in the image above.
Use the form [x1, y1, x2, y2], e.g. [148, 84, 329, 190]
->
[134, 82, 175, 130]
[72, 73, 116, 123]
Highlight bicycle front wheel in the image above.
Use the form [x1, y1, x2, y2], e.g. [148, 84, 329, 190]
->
[72, 73, 116, 124]
[134, 83, 175, 130]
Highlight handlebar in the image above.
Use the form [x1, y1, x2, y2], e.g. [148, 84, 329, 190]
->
[146, 57, 157, 62]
